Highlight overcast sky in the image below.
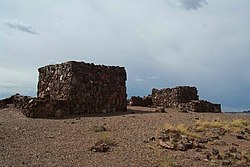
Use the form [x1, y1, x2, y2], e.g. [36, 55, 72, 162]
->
[1, 0, 250, 112]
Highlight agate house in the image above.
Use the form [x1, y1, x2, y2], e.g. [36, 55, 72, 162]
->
[37, 61, 127, 115]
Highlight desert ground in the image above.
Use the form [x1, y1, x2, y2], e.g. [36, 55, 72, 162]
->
[1, 105, 250, 167]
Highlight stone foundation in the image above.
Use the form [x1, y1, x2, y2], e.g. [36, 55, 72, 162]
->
[13, 95, 70, 118]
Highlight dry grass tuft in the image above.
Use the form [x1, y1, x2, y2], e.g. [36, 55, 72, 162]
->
[161, 156, 183, 167]
[99, 132, 116, 146]
[195, 119, 250, 133]
[164, 124, 201, 139]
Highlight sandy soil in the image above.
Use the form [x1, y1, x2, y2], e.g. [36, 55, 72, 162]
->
[1, 105, 250, 167]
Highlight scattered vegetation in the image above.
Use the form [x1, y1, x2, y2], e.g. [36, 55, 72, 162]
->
[163, 124, 201, 139]
[241, 150, 250, 164]
[161, 156, 182, 167]
[195, 119, 250, 133]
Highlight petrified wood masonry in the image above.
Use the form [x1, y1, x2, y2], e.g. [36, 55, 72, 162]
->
[37, 61, 127, 115]
[129, 96, 152, 107]
[151, 86, 221, 113]
[152, 86, 199, 108]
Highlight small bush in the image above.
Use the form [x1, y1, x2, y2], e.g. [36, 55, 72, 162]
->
[99, 133, 116, 146]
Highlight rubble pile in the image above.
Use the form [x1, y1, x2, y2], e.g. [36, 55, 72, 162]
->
[158, 129, 205, 151]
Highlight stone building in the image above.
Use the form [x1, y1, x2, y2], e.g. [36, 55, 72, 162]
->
[38, 61, 127, 114]
[151, 86, 221, 113]
[152, 86, 199, 108]
[13, 61, 127, 117]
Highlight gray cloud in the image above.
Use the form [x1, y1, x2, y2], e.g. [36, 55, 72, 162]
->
[0, 81, 16, 89]
[178, 0, 207, 10]
[146, 77, 159, 80]
[3, 20, 38, 34]
[134, 76, 159, 82]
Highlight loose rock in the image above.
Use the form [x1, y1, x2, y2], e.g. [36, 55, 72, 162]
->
[212, 148, 219, 155]
[177, 143, 187, 151]
[221, 160, 231, 166]
[236, 135, 246, 140]
[90, 140, 109, 152]
[159, 140, 175, 149]
[93, 126, 106, 132]
[156, 107, 165, 113]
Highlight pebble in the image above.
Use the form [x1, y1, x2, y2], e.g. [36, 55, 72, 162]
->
[236, 135, 246, 140]
[217, 154, 223, 160]
[221, 160, 231, 166]
[149, 137, 156, 142]
[229, 147, 237, 153]
[235, 152, 242, 160]
[232, 143, 239, 147]
[156, 107, 165, 113]
[90, 140, 109, 152]
[195, 148, 202, 152]
[177, 143, 187, 151]
[194, 157, 201, 161]
[212, 148, 219, 155]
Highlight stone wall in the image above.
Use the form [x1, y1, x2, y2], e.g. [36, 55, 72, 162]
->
[13, 95, 70, 118]
[37, 61, 127, 115]
[129, 96, 152, 107]
[178, 100, 221, 113]
[152, 86, 199, 108]
[151, 86, 221, 113]
[0, 94, 19, 109]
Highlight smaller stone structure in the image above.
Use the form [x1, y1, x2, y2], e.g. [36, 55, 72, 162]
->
[129, 96, 152, 107]
[152, 86, 199, 108]
[128, 86, 221, 113]
[151, 86, 221, 113]
[178, 100, 221, 113]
